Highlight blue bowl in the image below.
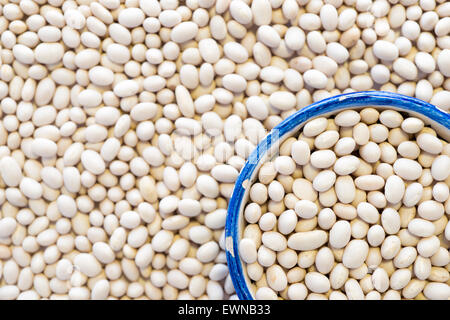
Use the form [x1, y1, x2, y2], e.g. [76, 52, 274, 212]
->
[225, 91, 450, 300]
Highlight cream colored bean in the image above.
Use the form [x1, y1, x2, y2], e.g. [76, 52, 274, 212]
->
[34, 43, 64, 65]
[418, 200, 444, 221]
[372, 267, 390, 293]
[384, 175, 405, 204]
[269, 91, 297, 111]
[417, 236, 440, 258]
[295, 200, 318, 219]
[334, 156, 360, 175]
[262, 232, 287, 252]
[345, 279, 365, 300]
[342, 240, 369, 269]
[408, 219, 436, 237]
[381, 208, 400, 235]
[335, 176, 356, 204]
[393, 158, 423, 180]
[239, 239, 257, 264]
[1, 0, 449, 302]
[291, 140, 310, 165]
[431, 155, 450, 181]
[305, 272, 330, 294]
[373, 40, 399, 61]
[357, 202, 379, 224]
[403, 183, 424, 207]
[381, 236, 402, 260]
[257, 26, 281, 49]
[393, 247, 417, 269]
[266, 265, 287, 291]
[303, 118, 328, 137]
[329, 220, 351, 249]
[335, 110, 361, 127]
[0, 156, 22, 187]
[330, 263, 349, 290]
[287, 231, 328, 251]
[355, 175, 385, 191]
[417, 133, 443, 155]
[310, 150, 337, 168]
[423, 282, 450, 300]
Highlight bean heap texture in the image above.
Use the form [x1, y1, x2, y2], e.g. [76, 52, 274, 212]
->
[0, 0, 449, 300]
[240, 108, 450, 300]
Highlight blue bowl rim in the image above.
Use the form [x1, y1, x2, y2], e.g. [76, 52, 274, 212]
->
[225, 91, 450, 300]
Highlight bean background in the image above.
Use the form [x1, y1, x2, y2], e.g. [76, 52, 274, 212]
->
[0, 0, 449, 300]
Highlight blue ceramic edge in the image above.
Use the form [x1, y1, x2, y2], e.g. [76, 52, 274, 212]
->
[225, 91, 450, 300]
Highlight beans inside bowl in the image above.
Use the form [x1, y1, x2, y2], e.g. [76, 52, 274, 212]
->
[237, 107, 450, 300]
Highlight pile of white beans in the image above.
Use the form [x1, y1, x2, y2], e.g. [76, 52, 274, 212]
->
[0, 0, 448, 300]
[239, 108, 450, 300]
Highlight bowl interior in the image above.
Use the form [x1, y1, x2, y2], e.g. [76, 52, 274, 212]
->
[225, 91, 450, 300]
